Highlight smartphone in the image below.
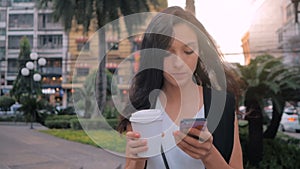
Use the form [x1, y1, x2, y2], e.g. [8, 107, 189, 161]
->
[179, 118, 206, 134]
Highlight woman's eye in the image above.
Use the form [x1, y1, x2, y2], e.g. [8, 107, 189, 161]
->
[184, 50, 194, 55]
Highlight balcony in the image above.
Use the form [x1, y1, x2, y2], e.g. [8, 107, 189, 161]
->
[38, 14, 63, 31]
[8, 14, 34, 30]
[277, 21, 300, 49]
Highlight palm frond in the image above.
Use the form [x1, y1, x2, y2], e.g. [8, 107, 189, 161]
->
[261, 81, 281, 94]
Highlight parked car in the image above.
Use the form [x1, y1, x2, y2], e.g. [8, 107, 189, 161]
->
[55, 106, 76, 115]
[279, 107, 300, 133]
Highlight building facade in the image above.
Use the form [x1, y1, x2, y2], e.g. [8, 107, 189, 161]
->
[242, 0, 300, 66]
[241, 0, 284, 64]
[65, 1, 168, 107]
[0, 0, 10, 95]
[277, 0, 300, 65]
[0, 0, 68, 105]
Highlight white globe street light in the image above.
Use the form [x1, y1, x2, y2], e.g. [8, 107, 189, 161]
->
[38, 58, 47, 66]
[21, 52, 47, 129]
[33, 73, 42, 82]
[26, 61, 34, 70]
[21, 68, 30, 76]
[30, 52, 38, 60]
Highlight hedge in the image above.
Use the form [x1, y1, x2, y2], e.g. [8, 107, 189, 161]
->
[239, 126, 300, 169]
[46, 115, 77, 121]
[70, 118, 119, 130]
[44, 119, 70, 129]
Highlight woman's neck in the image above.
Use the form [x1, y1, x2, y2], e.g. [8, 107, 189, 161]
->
[162, 80, 199, 101]
[160, 80, 203, 122]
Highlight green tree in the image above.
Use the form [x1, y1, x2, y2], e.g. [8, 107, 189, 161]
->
[38, 0, 167, 117]
[73, 70, 97, 118]
[10, 37, 44, 128]
[236, 54, 300, 166]
[10, 36, 41, 102]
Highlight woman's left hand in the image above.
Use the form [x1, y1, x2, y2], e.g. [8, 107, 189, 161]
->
[173, 127, 213, 159]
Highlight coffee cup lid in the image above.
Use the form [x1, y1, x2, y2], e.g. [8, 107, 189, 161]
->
[129, 109, 163, 123]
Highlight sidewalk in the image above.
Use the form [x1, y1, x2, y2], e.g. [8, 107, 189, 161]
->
[0, 123, 125, 169]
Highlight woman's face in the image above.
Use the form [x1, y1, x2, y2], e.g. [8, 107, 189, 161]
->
[163, 23, 199, 88]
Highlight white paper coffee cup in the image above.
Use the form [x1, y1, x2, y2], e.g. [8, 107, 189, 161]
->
[129, 109, 163, 157]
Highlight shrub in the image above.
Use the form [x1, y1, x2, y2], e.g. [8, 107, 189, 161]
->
[0, 116, 15, 122]
[44, 115, 77, 129]
[45, 119, 70, 129]
[106, 119, 119, 129]
[46, 115, 77, 121]
[102, 106, 119, 119]
[0, 96, 15, 111]
[239, 125, 300, 169]
[70, 118, 82, 130]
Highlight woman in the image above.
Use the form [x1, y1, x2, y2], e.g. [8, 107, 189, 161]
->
[118, 6, 243, 169]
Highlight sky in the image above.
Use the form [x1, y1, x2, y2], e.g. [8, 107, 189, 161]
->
[167, 0, 254, 64]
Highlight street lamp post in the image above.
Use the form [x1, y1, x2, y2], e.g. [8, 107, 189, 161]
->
[20, 52, 46, 129]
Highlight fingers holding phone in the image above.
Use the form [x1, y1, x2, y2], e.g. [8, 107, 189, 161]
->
[179, 118, 208, 141]
[174, 118, 213, 159]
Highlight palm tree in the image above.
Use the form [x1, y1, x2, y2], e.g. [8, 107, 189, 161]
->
[73, 69, 117, 118]
[236, 54, 300, 165]
[38, 0, 166, 116]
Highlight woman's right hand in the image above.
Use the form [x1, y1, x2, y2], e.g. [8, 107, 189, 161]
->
[126, 131, 148, 159]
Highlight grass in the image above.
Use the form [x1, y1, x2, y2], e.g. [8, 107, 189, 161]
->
[40, 129, 126, 153]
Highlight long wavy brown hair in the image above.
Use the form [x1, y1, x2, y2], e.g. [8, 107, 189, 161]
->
[117, 6, 241, 133]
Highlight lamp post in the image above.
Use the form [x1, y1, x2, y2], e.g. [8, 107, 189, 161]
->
[20, 52, 46, 129]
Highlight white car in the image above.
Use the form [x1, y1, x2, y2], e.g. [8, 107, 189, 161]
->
[279, 108, 300, 133]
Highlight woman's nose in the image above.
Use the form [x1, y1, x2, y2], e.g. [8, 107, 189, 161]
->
[173, 55, 184, 68]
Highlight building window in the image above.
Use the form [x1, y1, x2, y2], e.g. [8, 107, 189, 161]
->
[0, 0, 11, 6]
[41, 58, 62, 74]
[38, 13, 62, 30]
[0, 74, 4, 86]
[13, 0, 33, 2]
[0, 47, 5, 59]
[0, 28, 6, 35]
[7, 58, 18, 76]
[107, 42, 119, 50]
[38, 35, 63, 49]
[0, 40, 5, 47]
[7, 80, 14, 86]
[9, 14, 33, 28]
[8, 36, 33, 49]
[0, 10, 6, 22]
[76, 67, 89, 77]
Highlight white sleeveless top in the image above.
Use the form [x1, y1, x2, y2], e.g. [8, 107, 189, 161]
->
[147, 100, 205, 169]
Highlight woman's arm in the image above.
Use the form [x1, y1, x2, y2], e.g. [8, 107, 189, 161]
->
[202, 116, 243, 169]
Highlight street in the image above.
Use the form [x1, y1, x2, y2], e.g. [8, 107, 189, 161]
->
[0, 124, 125, 169]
